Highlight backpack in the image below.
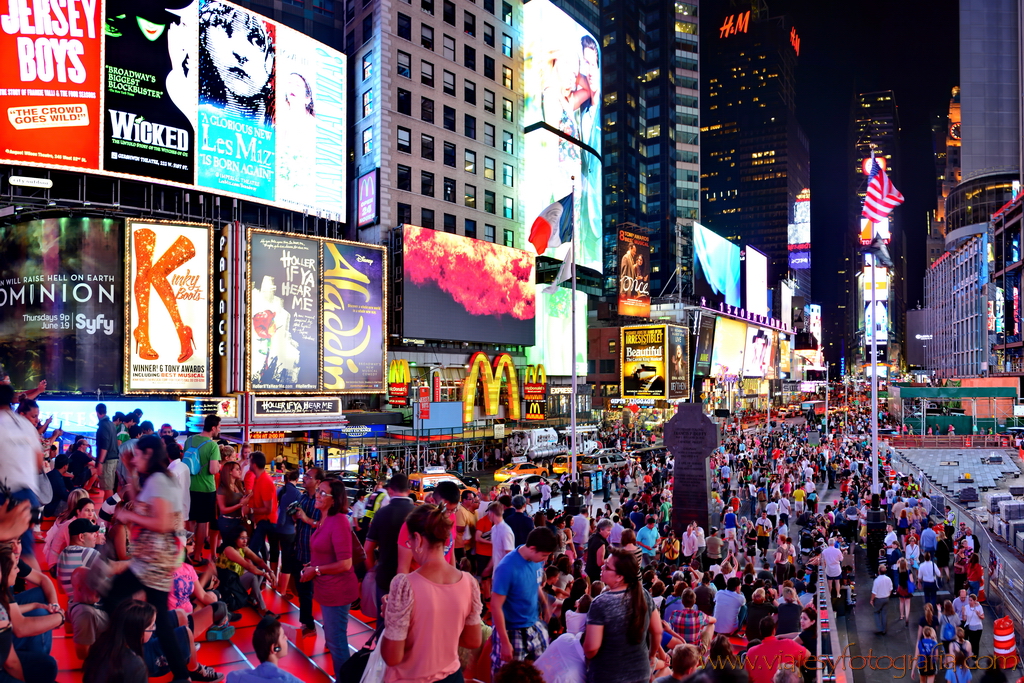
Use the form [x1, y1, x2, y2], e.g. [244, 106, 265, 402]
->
[940, 617, 956, 642]
[182, 435, 208, 476]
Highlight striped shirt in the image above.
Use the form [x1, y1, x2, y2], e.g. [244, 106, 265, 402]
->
[57, 545, 100, 595]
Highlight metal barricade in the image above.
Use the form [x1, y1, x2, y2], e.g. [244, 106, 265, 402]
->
[816, 566, 848, 683]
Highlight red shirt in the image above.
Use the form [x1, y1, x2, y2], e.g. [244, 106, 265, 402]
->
[745, 636, 810, 683]
[250, 471, 278, 524]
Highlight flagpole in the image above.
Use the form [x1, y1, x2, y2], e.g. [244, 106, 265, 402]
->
[570, 182, 578, 485]
[871, 256, 879, 494]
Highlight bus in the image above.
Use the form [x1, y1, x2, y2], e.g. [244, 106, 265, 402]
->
[800, 400, 826, 416]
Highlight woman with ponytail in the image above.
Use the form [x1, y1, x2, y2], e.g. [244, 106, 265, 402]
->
[381, 503, 483, 683]
[583, 547, 666, 683]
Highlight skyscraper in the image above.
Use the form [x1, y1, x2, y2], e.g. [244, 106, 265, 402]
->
[700, 2, 809, 296]
[927, 87, 961, 267]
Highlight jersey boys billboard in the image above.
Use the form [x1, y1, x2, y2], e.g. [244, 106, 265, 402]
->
[1, 0, 346, 218]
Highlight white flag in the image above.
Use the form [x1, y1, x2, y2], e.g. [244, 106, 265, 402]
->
[543, 242, 575, 294]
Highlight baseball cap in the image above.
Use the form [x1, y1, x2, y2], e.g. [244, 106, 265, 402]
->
[69, 518, 101, 537]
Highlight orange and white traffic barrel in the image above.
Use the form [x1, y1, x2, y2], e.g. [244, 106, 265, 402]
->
[994, 616, 1018, 669]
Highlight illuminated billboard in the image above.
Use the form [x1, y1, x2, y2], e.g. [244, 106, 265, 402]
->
[621, 325, 666, 398]
[865, 301, 888, 343]
[780, 281, 794, 331]
[744, 247, 769, 316]
[523, 0, 601, 272]
[788, 188, 811, 269]
[666, 325, 689, 400]
[742, 325, 772, 378]
[125, 220, 212, 393]
[693, 313, 716, 376]
[402, 225, 535, 345]
[0, 0, 347, 218]
[860, 217, 891, 246]
[617, 229, 651, 317]
[710, 316, 746, 378]
[246, 230, 386, 393]
[0, 218, 124, 392]
[525, 284, 587, 376]
[861, 266, 889, 302]
[693, 223, 742, 308]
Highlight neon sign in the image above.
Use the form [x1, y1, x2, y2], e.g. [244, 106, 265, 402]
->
[388, 359, 411, 406]
[523, 364, 547, 421]
[789, 27, 800, 56]
[462, 352, 520, 423]
[719, 11, 750, 38]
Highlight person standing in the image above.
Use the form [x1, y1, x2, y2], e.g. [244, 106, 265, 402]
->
[505, 496, 535, 547]
[94, 403, 118, 501]
[247, 452, 278, 560]
[539, 480, 552, 511]
[870, 563, 893, 635]
[959, 593, 984, 659]
[455, 490, 480, 565]
[185, 415, 222, 564]
[585, 519, 612, 582]
[636, 516, 660, 568]
[918, 552, 940, 610]
[365, 475, 416, 614]
[289, 468, 323, 637]
[299, 479, 357, 678]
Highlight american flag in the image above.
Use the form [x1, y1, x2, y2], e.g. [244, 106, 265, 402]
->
[862, 157, 904, 223]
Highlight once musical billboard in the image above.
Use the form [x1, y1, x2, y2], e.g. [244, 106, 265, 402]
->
[617, 229, 651, 317]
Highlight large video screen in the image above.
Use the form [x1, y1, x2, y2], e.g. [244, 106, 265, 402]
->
[744, 247, 769, 316]
[125, 220, 212, 393]
[523, 0, 601, 273]
[742, 325, 771, 378]
[694, 223, 741, 308]
[621, 325, 666, 398]
[525, 285, 587, 376]
[0, 218, 124, 392]
[0, 0, 347, 218]
[403, 225, 535, 345]
[710, 316, 746, 378]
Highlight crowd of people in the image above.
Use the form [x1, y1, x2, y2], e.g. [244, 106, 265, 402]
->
[0, 377, 1007, 683]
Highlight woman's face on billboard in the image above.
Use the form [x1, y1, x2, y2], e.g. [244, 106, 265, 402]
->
[207, 12, 272, 98]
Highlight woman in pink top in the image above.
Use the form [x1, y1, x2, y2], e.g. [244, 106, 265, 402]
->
[382, 504, 483, 683]
[299, 479, 357, 680]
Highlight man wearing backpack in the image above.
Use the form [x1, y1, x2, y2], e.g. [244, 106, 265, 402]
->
[186, 415, 222, 564]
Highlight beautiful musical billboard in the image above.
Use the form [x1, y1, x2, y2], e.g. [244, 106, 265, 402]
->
[617, 229, 651, 317]
[0, 218, 123, 392]
[666, 325, 689, 400]
[621, 325, 666, 399]
[522, 0, 601, 273]
[710, 316, 746, 378]
[402, 225, 535, 345]
[693, 223, 741, 308]
[125, 220, 212, 393]
[525, 284, 587, 376]
[1, 0, 346, 218]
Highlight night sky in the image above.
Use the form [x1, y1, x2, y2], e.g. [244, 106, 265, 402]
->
[767, 0, 960, 334]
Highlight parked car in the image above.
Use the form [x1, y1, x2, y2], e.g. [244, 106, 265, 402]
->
[494, 461, 549, 482]
[579, 452, 628, 472]
[447, 470, 480, 489]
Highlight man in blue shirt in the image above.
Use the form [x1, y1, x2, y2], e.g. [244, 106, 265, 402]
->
[629, 505, 646, 532]
[636, 515, 661, 568]
[713, 577, 746, 635]
[226, 616, 303, 683]
[491, 526, 558, 678]
[920, 525, 938, 555]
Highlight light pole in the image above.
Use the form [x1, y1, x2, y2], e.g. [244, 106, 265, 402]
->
[824, 362, 829, 436]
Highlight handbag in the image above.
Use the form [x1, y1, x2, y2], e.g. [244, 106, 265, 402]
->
[359, 638, 387, 683]
[36, 471, 53, 506]
[360, 569, 379, 620]
[337, 625, 382, 683]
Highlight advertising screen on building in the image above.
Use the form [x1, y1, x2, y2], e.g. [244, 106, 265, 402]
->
[621, 325, 666, 398]
[356, 170, 379, 228]
[523, 0, 601, 273]
[617, 229, 651, 317]
[693, 313, 716, 376]
[0, 218, 123, 392]
[742, 325, 772, 378]
[710, 316, 746, 378]
[779, 336, 791, 374]
[860, 217, 891, 245]
[0, 0, 347, 218]
[525, 285, 587, 376]
[693, 223, 741, 308]
[780, 281, 793, 330]
[666, 325, 689, 400]
[125, 220, 212, 393]
[865, 301, 888, 343]
[248, 233, 321, 391]
[788, 188, 811, 270]
[402, 225, 535, 345]
[744, 247, 769, 316]
[906, 308, 929, 367]
[861, 266, 889, 302]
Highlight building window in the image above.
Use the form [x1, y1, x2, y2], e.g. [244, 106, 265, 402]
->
[501, 65, 512, 89]
[421, 171, 435, 196]
[465, 79, 476, 105]
[608, 339, 616, 354]
[443, 0, 455, 25]
[503, 228, 514, 247]
[503, 196, 514, 219]
[421, 24, 434, 50]
[465, 114, 476, 139]
[421, 96, 434, 122]
[443, 34, 455, 60]
[484, 190, 495, 213]
[483, 22, 494, 47]
[443, 213, 457, 233]
[397, 88, 411, 115]
[501, 33, 512, 57]
[483, 0, 493, 14]
[421, 208, 435, 230]
[599, 359, 615, 374]
[362, 52, 373, 80]
[421, 60, 434, 86]
[443, 105, 456, 131]
[464, 45, 476, 70]
[482, 90, 494, 114]
[421, 133, 435, 160]
[361, 127, 373, 154]
[484, 224, 496, 241]
[397, 126, 411, 153]
[484, 156, 495, 180]
[501, 2, 511, 24]
[484, 123, 495, 147]
[464, 149, 477, 174]
[421, 0, 433, 15]
[397, 13, 412, 40]
[464, 10, 475, 36]
[361, 90, 373, 118]
[443, 70, 455, 96]
[443, 177, 456, 202]
[443, 141, 456, 166]
[313, 0, 333, 16]
[465, 183, 476, 208]
[397, 51, 412, 78]
[502, 97, 513, 121]
[502, 129, 514, 154]
[465, 218, 477, 238]
[502, 163, 514, 186]
[397, 203, 412, 224]
[397, 164, 412, 191]
[484, 56, 495, 80]
[362, 15, 373, 42]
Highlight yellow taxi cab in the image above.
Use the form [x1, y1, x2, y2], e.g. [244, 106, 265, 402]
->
[408, 468, 479, 502]
[493, 460, 549, 482]
[551, 455, 571, 475]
